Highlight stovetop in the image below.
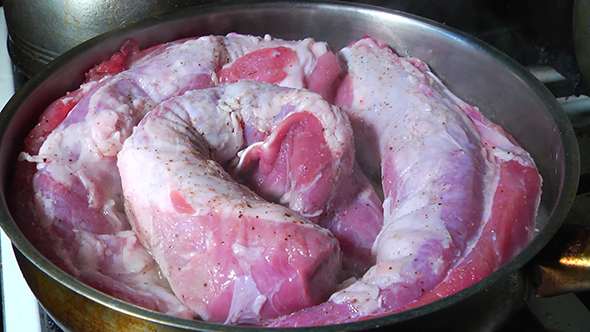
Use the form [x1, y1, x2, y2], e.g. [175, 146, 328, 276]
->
[2, 1, 590, 331]
[0, 7, 42, 332]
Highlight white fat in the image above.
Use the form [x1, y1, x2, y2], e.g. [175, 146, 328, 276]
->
[280, 65, 305, 89]
[330, 267, 383, 313]
[235, 142, 263, 171]
[224, 275, 267, 325]
[35, 192, 57, 228]
[231, 242, 264, 259]
[117, 232, 152, 274]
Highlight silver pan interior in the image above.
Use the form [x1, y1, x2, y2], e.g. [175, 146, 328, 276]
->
[0, 2, 580, 331]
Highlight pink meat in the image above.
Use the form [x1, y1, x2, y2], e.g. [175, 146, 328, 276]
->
[218, 47, 340, 102]
[72, 231, 193, 317]
[24, 87, 86, 154]
[220, 33, 341, 102]
[85, 39, 140, 83]
[117, 82, 342, 324]
[14, 33, 348, 319]
[237, 127, 383, 278]
[395, 106, 542, 313]
[271, 36, 541, 327]
[219, 46, 299, 84]
[305, 51, 341, 103]
[15, 74, 194, 317]
[236, 111, 340, 214]
[313, 163, 384, 278]
[228, 82, 383, 278]
[24, 38, 157, 155]
[15, 35, 230, 316]
[13, 32, 541, 328]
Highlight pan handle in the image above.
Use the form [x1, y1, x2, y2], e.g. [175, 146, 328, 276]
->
[532, 223, 590, 297]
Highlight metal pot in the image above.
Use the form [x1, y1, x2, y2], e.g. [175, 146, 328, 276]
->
[2, 0, 221, 78]
[0, 1, 580, 331]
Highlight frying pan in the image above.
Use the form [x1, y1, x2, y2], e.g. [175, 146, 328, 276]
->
[0, 1, 581, 331]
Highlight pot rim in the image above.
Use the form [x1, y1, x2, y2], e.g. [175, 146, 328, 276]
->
[0, 1, 580, 330]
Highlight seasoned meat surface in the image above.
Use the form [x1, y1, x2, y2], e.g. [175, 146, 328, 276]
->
[118, 82, 346, 324]
[12, 33, 541, 327]
[13, 33, 346, 319]
[271, 36, 541, 326]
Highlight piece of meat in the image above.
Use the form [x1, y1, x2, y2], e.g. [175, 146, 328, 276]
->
[121, 35, 227, 103]
[393, 103, 542, 313]
[218, 46, 300, 84]
[117, 82, 342, 325]
[13, 33, 347, 319]
[312, 162, 384, 279]
[227, 82, 383, 278]
[13, 31, 540, 327]
[24, 86, 89, 154]
[13, 36, 231, 317]
[271, 36, 541, 327]
[72, 230, 194, 317]
[15, 74, 194, 317]
[227, 83, 354, 217]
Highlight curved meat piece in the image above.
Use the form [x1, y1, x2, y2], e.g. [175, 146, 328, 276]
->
[117, 83, 342, 324]
[222, 82, 355, 215]
[394, 103, 542, 313]
[226, 82, 383, 278]
[220, 35, 383, 277]
[271, 36, 541, 326]
[13, 33, 345, 318]
[17, 74, 195, 316]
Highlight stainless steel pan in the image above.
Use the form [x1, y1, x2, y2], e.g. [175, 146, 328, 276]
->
[0, 2, 580, 331]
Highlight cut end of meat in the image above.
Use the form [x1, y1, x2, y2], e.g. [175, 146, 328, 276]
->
[218, 46, 299, 84]
[235, 111, 335, 216]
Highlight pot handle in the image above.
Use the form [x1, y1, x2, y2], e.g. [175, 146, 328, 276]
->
[532, 223, 590, 297]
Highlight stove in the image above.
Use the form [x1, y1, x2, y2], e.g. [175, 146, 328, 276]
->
[1, 2, 590, 331]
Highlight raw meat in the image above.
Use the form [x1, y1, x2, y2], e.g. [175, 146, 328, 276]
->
[228, 83, 383, 279]
[15, 53, 204, 318]
[220, 33, 341, 102]
[117, 82, 345, 324]
[271, 36, 541, 326]
[14, 36, 342, 317]
[11, 31, 542, 327]
[12, 33, 348, 319]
